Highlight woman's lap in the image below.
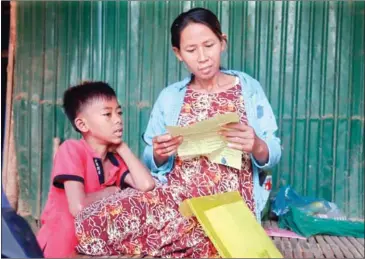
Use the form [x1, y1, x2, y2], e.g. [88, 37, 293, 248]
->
[75, 183, 217, 257]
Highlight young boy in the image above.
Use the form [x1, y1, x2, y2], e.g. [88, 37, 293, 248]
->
[37, 82, 155, 258]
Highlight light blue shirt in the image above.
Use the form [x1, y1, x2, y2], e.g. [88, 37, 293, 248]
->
[142, 69, 281, 222]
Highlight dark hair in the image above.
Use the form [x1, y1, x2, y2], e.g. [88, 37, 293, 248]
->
[171, 7, 224, 49]
[63, 81, 117, 132]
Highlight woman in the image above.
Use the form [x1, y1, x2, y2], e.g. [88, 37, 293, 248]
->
[75, 7, 281, 258]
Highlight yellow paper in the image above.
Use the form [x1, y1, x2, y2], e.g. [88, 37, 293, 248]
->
[207, 147, 242, 170]
[167, 113, 239, 137]
[166, 113, 241, 169]
[179, 191, 283, 258]
[176, 131, 226, 157]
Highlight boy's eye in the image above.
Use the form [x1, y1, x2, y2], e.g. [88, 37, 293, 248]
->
[206, 44, 214, 48]
[186, 49, 195, 53]
[118, 111, 123, 115]
[103, 113, 111, 117]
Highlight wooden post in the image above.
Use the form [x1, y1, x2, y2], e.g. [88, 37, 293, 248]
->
[2, 1, 18, 210]
[53, 137, 60, 159]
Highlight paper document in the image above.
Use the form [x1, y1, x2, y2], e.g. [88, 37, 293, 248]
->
[166, 113, 242, 169]
[207, 147, 242, 170]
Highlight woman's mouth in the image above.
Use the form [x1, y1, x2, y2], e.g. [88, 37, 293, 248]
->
[199, 66, 212, 74]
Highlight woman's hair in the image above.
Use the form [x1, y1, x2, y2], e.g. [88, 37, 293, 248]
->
[170, 7, 225, 49]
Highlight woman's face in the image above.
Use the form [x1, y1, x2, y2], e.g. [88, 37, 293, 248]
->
[173, 22, 226, 80]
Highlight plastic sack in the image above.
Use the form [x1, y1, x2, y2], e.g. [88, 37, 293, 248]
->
[179, 191, 283, 258]
[272, 185, 346, 219]
[272, 186, 364, 238]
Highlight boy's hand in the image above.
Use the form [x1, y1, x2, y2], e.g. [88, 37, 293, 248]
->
[105, 186, 120, 195]
[65, 183, 120, 217]
[108, 142, 129, 154]
[110, 140, 155, 192]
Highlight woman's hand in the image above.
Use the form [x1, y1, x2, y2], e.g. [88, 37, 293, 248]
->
[219, 123, 269, 164]
[153, 134, 183, 167]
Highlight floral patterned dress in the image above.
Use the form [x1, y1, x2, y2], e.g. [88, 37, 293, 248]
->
[75, 81, 255, 258]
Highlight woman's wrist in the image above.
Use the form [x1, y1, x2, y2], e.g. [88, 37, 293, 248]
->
[252, 137, 269, 164]
[153, 153, 168, 167]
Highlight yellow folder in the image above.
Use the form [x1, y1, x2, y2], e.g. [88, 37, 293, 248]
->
[179, 191, 283, 258]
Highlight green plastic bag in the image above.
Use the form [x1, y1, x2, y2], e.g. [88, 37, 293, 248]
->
[273, 186, 365, 238]
[279, 205, 364, 238]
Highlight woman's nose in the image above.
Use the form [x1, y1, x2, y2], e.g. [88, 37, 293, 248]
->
[197, 47, 208, 62]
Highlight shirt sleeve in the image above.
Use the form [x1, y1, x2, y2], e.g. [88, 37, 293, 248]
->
[116, 156, 130, 189]
[249, 78, 282, 170]
[142, 88, 175, 183]
[52, 140, 85, 189]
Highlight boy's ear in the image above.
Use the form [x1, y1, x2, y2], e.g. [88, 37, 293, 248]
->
[172, 47, 183, 62]
[74, 117, 88, 133]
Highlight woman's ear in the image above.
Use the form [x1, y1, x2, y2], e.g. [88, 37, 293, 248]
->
[221, 34, 228, 52]
[172, 47, 183, 62]
[74, 117, 88, 133]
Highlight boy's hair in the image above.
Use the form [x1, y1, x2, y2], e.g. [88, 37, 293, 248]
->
[63, 81, 117, 132]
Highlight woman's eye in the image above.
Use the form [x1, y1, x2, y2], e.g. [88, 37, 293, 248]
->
[186, 49, 195, 53]
[103, 113, 111, 117]
[117, 111, 123, 115]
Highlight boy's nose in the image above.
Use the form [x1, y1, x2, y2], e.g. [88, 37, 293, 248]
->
[114, 115, 123, 125]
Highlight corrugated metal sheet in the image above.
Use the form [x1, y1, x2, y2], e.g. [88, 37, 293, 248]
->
[13, 1, 364, 220]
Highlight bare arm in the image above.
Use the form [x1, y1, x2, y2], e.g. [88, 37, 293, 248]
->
[116, 143, 155, 192]
[64, 181, 119, 217]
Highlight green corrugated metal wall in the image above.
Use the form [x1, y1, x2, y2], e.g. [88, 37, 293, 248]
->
[13, 1, 364, 221]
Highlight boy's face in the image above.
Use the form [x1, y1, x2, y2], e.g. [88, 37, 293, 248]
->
[76, 97, 124, 145]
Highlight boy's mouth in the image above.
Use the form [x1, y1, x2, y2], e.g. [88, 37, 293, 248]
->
[114, 129, 123, 137]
